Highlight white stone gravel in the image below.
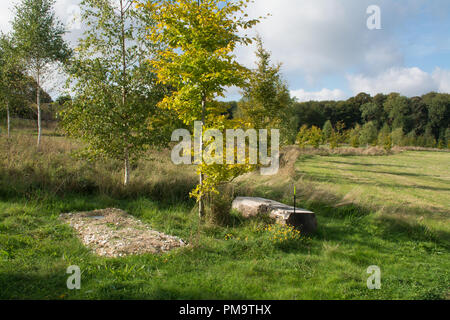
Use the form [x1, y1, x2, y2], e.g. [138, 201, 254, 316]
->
[60, 208, 186, 258]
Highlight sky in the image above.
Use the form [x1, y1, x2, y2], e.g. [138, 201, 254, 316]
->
[1, 0, 449, 101]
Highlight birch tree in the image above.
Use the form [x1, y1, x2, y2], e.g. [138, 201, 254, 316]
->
[0, 34, 26, 138]
[12, 0, 70, 147]
[61, 0, 175, 186]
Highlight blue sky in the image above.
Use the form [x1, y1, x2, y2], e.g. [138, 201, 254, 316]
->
[1, 0, 449, 101]
[231, 0, 450, 101]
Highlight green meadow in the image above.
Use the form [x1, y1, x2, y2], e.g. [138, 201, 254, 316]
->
[0, 132, 448, 300]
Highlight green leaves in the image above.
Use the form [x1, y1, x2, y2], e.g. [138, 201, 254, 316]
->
[12, 0, 70, 67]
[146, 0, 258, 125]
[61, 0, 175, 170]
[0, 34, 27, 120]
[238, 36, 293, 143]
[144, 0, 259, 200]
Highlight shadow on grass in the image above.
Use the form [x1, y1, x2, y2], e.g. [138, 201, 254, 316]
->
[0, 269, 250, 300]
[323, 159, 413, 168]
[298, 171, 450, 192]
[375, 216, 450, 248]
[335, 167, 445, 181]
[0, 269, 68, 300]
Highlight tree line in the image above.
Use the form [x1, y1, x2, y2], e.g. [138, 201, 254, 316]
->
[290, 92, 450, 149]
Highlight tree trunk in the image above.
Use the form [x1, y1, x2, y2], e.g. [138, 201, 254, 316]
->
[6, 102, 10, 138]
[36, 68, 41, 148]
[198, 95, 206, 219]
[120, 0, 130, 187]
[124, 148, 130, 186]
[199, 171, 205, 218]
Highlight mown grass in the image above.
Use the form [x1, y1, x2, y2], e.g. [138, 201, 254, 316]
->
[0, 132, 448, 300]
[295, 151, 450, 234]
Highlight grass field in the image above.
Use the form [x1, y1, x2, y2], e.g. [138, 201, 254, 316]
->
[0, 131, 449, 300]
[296, 151, 450, 234]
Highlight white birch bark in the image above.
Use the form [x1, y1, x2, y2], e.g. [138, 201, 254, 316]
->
[6, 102, 10, 138]
[36, 66, 41, 147]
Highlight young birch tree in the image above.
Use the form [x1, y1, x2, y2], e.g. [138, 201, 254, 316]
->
[143, 0, 260, 218]
[61, 0, 175, 186]
[12, 0, 70, 147]
[0, 34, 26, 138]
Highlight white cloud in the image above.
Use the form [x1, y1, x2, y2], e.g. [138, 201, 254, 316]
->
[0, 0, 82, 99]
[0, 1, 18, 34]
[1, 1, 82, 44]
[432, 68, 450, 92]
[291, 88, 347, 102]
[363, 45, 404, 73]
[347, 67, 450, 96]
[237, 0, 409, 80]
[2, 0, 449, 101]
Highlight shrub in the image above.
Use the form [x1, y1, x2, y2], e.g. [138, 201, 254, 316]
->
[296, 125, 323, 149]
[329, 121, 346, 150]
[322, 120, 333, 142]
[206, 186, 233, 226]
[437, 128, 447, 149]
[308, 126, 323, 149]
[378, 124, 392, 151]
[383, 134, 392, 151]
[417, 126, 436, 148]
[446, 128, 450, 149]
[257, 224, 308, 251]
[296, 125, 309, 149]
[403, 131, 417, 146]
[391, 128, 404, 146]
[349, 124, 361, 148]
[359, 121, 378, 146]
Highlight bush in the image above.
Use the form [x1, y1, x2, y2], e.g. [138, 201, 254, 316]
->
[403, 131, 417, 146]
[296, 125, 309, 149]
[349, 125, 361, 148]
[206, 186, 234, 226]
[446, 128, 450, 149]
[296, 125, 323, 149]
[329, 121, 346, 150]
[308, 126, 323, 149]
[437, 128, 447, 149]
[257, 224, 309, 251]
[378, 124, 392, 151]
[391, 128, 404, 146]
[417, 126, 436, 148]
[359, 121, 378, 146]
[322, 120, 333, 142]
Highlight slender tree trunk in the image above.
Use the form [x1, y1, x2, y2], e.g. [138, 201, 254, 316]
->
[6, 102, 10, 138]
[124, 147, 130, 186]
[120, 0, 129, 186]
[36, 68, 41, 148]
[196, 0, 206, 220]
[198, 94, 206, 219]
